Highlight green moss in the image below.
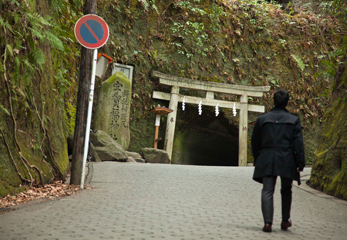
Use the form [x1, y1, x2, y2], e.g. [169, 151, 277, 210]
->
[171, 131, 188, 165]
[65, 102, 76, 136]
[0, 148, 22, 197]
[129, 117, 156, 153]
[0, 182, 25, 197]
[0, 0, 71, 196]
[309, 61, 347, 200]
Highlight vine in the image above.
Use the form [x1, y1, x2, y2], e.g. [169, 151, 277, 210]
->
[1, 129, 32, 184]
[2, 27, 43, 186]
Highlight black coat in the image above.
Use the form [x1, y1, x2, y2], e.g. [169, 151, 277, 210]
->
[251, 107, 305, 184]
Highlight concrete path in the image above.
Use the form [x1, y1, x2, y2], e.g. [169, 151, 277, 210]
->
[1, 162, 347, 240]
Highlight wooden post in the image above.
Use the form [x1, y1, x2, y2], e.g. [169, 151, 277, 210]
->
[154, 114, 160, 149]
[164, 86, 179, 160]
[70, 0, 97, 185]
[154, 126, 159, 148]
[239, 95, 248, 166]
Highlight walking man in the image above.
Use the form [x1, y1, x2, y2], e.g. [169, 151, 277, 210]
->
[251, 89, 305, 232]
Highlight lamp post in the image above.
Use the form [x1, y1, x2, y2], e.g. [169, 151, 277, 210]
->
[150, 105, 173, 149]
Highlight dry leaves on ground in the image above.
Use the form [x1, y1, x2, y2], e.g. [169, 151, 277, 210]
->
[0, 181, 81, 208]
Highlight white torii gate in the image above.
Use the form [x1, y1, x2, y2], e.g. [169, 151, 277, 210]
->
[151, 71, 270, 166]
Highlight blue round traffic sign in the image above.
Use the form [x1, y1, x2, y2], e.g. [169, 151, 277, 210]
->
[74, 14, 109, 49]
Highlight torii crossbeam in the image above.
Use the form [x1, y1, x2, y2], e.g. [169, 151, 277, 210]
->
[151, 71, 270, 166]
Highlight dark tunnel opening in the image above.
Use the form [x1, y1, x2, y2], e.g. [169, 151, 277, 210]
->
[168, 104, 239, 166]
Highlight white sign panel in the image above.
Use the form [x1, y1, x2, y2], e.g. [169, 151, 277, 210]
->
[112, 63, 133, 86]
[95, 56, 109, 79]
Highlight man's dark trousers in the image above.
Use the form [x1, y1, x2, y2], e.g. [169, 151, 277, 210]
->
[262, 176, 293, 224]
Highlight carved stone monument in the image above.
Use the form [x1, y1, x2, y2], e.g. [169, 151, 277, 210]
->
[92, 71, 131, 150]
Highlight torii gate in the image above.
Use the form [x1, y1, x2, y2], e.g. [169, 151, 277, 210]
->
[151, 71, 270, 166]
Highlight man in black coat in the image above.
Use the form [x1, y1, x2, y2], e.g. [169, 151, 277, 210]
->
[251, 89, 305, 233]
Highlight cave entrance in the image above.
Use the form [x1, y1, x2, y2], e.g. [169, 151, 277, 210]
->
[151, 71, 270, 166]
[171, 107, 239, 166]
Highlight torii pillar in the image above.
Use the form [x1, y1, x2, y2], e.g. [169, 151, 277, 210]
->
[239, 95, 248, 167]
[164, 86, 179, 159]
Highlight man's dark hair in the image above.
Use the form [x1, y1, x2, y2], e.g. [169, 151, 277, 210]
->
[274, 89, 289, 108]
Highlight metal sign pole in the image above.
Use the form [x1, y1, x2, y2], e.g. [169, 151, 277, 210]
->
[73, 14, 108, 187]
[80, 48, 98, 189]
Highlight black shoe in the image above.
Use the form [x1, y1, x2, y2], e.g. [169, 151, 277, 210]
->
[281, 220, 292, 230]
[263, 223, 272, 232]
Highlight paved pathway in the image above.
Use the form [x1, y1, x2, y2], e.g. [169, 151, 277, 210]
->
[1, 162, 347, 240]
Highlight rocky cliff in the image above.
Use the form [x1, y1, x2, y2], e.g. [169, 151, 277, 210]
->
[308, 59, 347, 200]
[0, 0, 80, 196]
[97, 0, 343, 165]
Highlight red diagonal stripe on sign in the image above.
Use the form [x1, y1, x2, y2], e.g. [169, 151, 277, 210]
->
[83, 21, 101, 42]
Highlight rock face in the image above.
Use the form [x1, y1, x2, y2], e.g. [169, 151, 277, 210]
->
[105, 0, 338, 164]
[309, 62, 347, 200]
[0, 0, 70, 197]
[92, 71, 131, 150]
[89, 130, 128, 162]
[141, 148, 170, 164]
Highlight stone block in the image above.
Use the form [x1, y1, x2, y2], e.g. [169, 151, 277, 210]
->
[141, 148, 170, 164]
[90, 130, 128, 162]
